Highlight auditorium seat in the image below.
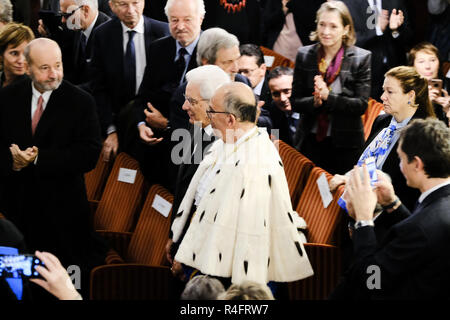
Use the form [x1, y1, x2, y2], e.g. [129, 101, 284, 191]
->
[277, 140, 315, 208]
[93, 152, 145, 233]
[290, 167, 345, 300]
[362, 98, 384, 141]
[287, 243, 341, 300]
[295, 166, 345, 245]
[90, 184, 174, 300]
[84, 153, 113, 203]
[260, 46, 295, 71]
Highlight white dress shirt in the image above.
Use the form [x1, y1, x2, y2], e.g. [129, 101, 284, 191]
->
[120, 16, 146, 95]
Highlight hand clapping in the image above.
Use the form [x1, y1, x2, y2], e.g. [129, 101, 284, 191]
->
[9, 144, 38, 171]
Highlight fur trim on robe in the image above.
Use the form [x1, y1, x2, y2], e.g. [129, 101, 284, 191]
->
[172, 128, 314, 284]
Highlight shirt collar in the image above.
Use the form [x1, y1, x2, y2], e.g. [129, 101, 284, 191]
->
[235, 126, 258, 145]
[176, 33, 201, 57]
[390, 115, 412, 130]
[204, 124, 214, 136]
[121, 15, 144, 34]
[32, 83, 53, 102]
[418, 180, 450, 203]
[83, 12, 99, 39]
[253, 77, 265, 96]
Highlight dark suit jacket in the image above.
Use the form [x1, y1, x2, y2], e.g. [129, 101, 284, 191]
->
[169, 124, 215, 256]
[262, 0, 325, 49]
[64, 11, 110, 88]
[343, 0, 413, 99]
[345, 184, 450, 299]
[365, 114, 422, 211]
[90, 16, 169, 136]
[291, 44, 372, 150]
[0, 78, 106, 268]
[267, 101, 296, 147]
[135, 35, 199, 125]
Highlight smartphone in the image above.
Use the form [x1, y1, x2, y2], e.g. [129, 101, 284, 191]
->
[365, 156, 378, 187]
[429, 79, 443, 94]
[0, 254, 45, 279]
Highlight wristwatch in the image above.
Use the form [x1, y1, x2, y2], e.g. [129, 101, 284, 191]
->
[354, 220, 374, 229]
[391, 30, 400, 38]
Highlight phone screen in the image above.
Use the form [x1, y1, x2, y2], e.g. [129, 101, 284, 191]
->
[0, 255, 45, 279]
[365, 157, 378, 187]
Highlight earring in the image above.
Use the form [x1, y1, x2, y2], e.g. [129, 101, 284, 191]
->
[408, 101, 411, 105]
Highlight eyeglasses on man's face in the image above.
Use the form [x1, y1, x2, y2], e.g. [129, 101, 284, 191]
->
[206, 105, 235, 119]
[59, 5, 83, 19]
[183, 94, 209, 107]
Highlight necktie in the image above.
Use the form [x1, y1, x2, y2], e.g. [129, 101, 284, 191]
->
[124, 30, 136, 97]
[358, 123, 397, 168]
[32, 95, 44, 135]
[79, 32, 87, 57]
[175, 47, 188, 85]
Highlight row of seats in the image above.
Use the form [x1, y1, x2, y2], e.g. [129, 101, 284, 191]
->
[84, 139, 350, 300]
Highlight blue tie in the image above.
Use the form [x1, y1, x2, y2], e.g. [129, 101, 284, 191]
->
[124, 30, 136, 97]
[358, 123, 397, 168]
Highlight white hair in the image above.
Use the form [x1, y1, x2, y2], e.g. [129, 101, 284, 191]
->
[0, 0, 12, 23]
[73, 0, 98, 9]
[185, 65, 231, 100]
[164, 0, 205, 18]
[196, 27, 239, 65]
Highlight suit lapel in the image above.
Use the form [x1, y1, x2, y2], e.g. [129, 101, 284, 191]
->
[339, 46, 354, 87]
[144, 17, 152, 64]
[414, 185, 450, 214]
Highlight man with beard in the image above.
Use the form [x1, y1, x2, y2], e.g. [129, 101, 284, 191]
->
[0, 38, 107, 296]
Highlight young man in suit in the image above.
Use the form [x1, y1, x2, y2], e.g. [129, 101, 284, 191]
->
[89, 0, 169, 162]
[334, 118, 450, 299]
[0, 38, 107, 295]
[266, 66, 298, 146]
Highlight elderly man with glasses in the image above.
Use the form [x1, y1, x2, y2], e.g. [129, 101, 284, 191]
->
[165, 65, 230, 282]
[171, 81, 313, 289]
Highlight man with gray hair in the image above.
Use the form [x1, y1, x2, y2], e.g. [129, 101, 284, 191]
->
[0, 0, 12, 29]
[37, 0, 110, 86]
[165, 65, 230, 278]
[172, 82, 313, 286]
[133, 0, 204, 192]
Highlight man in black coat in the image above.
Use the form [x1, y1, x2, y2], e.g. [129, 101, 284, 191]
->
[0, 38, 107, 282]
[89, 0, 169, 161]
[332, 118, 450, 299]
[133, 0, 204, 191]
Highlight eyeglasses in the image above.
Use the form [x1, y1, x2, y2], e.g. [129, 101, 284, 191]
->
[206, 106, 235, 119]
[183, 94, 209, 106]
[271, 88, 292, 98]
[59, 6, 83, 19]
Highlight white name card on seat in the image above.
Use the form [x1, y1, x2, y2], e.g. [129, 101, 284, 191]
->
[316, 173, 333, 209]
[264, 55, 275, 67]
[152, 194, 172, 218]
[118, 168, 137, 184]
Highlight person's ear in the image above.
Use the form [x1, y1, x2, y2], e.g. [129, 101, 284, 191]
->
[413, 156, 424, 172]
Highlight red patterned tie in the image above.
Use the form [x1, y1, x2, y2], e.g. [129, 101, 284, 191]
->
[32, 95, 44, 135]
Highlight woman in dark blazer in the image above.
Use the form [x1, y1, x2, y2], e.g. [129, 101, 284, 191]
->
[331, 66, 436, 211]
[0, 22, 34, 88]
[291, 1, 371, 174]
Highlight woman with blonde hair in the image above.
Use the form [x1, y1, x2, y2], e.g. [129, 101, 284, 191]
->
[291, 0, 371, 174]
[0, 22, 34, 88]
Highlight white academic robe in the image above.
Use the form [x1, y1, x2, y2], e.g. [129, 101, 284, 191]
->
[172, 127, 314, 284]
